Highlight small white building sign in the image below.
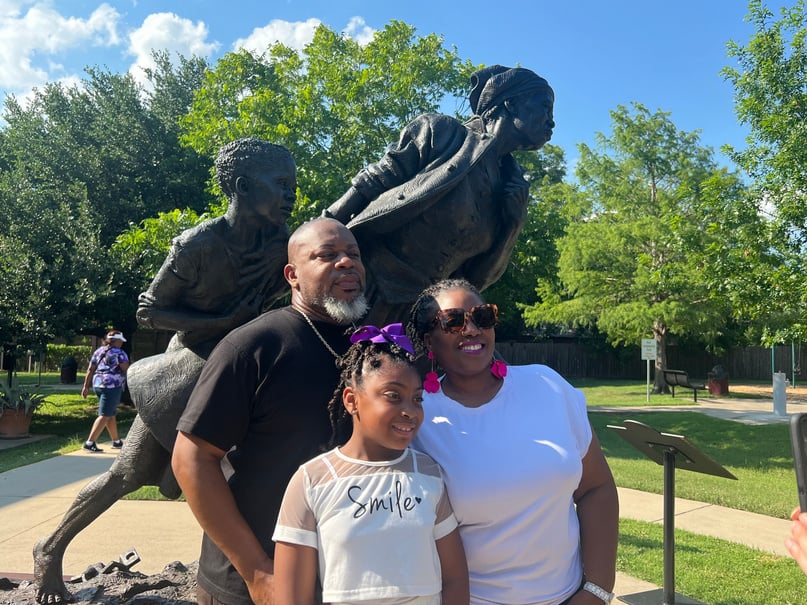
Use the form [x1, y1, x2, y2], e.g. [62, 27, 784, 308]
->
[641, 338, 657, 360]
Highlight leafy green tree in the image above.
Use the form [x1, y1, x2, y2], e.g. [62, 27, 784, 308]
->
[523, 104, 750, 391]
[180, 24, 582, 331]
[138, 51, 215, 219]
[0, 235, 50, 360]
[0, 54, 213, 343]
[724, 0, 807, 236]
[0, 181, 107, 365]
[0, 60, 212, 241]
[111, 207, 207, 295]
[722, 0, 807, 344]
[181, 21, 477, 217]
[484, 144, 572, 339]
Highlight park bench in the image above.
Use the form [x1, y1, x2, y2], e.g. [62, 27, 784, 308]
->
[662, 369, 706, 402]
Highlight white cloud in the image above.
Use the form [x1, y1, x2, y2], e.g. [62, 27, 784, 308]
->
[0, 1, 121, 96]
[233, 17, 377, 57]
[343, 16, 375, 46]
[127, 12, 219, 88]
[0, 8, 379, 104]
[233, 17, 321, 56]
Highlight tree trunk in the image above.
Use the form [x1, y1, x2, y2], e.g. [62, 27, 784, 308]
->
[652, 323, 669, 394]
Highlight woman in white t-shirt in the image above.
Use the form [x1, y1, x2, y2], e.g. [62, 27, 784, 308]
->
[406, 279, 619, 605]
[273, 323, 469, 605]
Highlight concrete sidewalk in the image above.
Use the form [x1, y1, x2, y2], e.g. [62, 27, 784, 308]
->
[0, 442, 201, 579]
[0, 392, 801, 601]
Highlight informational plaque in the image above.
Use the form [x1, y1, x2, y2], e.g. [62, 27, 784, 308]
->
[608, 420, 736, 605]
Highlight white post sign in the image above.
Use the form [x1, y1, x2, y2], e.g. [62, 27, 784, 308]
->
[641, 338, 657, 402]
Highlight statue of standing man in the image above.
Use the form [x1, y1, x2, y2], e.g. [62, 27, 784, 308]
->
[34, 137, 296, 605]
[325, 65, 555, 325]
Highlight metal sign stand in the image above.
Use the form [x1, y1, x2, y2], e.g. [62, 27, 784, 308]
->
[641, 339, 656, 403]
[608, 420, 737, 605]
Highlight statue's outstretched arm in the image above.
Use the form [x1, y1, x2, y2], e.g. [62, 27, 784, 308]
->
[325, 114, 450, 222]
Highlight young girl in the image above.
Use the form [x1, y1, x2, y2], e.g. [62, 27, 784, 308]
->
[272, 323, 469, 605]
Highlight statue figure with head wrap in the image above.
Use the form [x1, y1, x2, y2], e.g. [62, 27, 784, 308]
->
[325, 65, 554, 326]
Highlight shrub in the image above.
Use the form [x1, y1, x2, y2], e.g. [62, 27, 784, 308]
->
[44, 344, 93, 372]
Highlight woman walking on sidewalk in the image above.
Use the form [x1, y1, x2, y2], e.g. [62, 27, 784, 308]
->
[80, 330, 130, 452]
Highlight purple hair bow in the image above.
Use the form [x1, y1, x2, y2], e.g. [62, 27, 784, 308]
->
[350, 323, 415, 355]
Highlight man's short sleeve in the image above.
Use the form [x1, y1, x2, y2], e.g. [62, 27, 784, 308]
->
[177, 338, 258, 452]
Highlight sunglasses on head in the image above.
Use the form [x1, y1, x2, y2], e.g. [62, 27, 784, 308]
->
[432, 303, 499, 333]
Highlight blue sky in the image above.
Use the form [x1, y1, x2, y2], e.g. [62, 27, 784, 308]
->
[0, 0, 763, 171]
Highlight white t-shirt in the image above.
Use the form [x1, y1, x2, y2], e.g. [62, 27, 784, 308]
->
[273, 447, 458, 605]
[412, 364, 592, 605]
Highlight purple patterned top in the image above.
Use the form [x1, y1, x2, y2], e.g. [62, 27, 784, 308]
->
[90, 345, 129, 389]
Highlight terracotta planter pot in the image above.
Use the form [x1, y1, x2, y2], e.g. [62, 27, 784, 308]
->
[0, 408, 34, 438]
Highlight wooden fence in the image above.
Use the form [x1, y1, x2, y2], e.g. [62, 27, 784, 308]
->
[496, 341, 645, 379]
[127, 330, 805, 383]
[497, 341, 807, 382]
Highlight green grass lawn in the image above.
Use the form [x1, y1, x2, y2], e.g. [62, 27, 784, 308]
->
[4, 375, 805, 601]
[0, 387, 137, 474]
[576, 380, 796, 518]
[618, 519, 805, 604]
[593, 411, 793, 518]
[577, 379, 805, 603]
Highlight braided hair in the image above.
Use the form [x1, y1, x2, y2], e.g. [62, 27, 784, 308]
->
[405, 278, 482, 357]
[327, 339, 418, 448]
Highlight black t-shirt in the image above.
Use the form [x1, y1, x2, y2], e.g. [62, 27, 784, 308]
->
[178, 305, 350, 605]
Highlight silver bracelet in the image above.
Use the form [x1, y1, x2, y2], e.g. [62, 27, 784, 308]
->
[583, 580, 615, 604]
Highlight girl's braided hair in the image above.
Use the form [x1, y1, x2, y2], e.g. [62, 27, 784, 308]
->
[405, 278, 482, 357]
[326, 338, 419, 448]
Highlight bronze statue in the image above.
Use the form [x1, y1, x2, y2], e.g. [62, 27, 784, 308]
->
[33, 138, 295, 604]
[325, 65, 554, 326]
[33, 64, 554, 603]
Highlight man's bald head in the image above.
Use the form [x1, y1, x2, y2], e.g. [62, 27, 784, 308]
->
[288, 218, 354, 262]
[284, 218, 367, 324]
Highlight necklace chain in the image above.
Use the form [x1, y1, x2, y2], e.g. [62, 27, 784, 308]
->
[294, 306, 340, 359]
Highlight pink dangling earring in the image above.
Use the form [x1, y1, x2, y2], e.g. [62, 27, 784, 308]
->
[490, 359, 508, 379]
[424, 350, 441, 393]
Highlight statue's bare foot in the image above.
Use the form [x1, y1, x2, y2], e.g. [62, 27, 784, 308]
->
[33, 537, 74, 604]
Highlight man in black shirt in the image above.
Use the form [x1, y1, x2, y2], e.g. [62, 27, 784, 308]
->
[172, 217, 367, 605]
